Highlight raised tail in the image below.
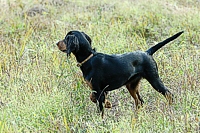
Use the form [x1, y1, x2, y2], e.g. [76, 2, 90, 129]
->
[146, 31, 184, 55]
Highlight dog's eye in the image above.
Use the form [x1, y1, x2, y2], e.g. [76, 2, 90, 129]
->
[65, 35, 70, 40]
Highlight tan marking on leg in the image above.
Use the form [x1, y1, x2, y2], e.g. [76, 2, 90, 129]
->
[86, 79, 111, 108]
[85, 78, 93, 90]
[126, 83, 140, 108]
[135, 83, 144, 105]
[104, 99, 112, 108]
[86, 79, 98, 103]
[90, 92, 97, 103]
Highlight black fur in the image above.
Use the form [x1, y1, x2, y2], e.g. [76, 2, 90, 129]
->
[57, 31, 183, 117]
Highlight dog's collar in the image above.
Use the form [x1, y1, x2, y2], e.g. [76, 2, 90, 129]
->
[77, 54, 93, 67]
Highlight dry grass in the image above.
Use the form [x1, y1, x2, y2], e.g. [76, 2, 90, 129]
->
[0, 0, 199, 132]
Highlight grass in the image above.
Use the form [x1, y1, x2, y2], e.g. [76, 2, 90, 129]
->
[0, 0, 199, 132]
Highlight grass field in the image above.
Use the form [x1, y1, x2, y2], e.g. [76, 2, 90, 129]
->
[0, 0, 199, 132]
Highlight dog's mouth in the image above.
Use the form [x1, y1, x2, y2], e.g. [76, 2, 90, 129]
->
[56, 40, 67, 53]
[61, 49, 67, 53]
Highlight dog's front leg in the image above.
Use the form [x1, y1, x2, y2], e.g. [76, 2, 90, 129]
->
[95, 89, 105, 118]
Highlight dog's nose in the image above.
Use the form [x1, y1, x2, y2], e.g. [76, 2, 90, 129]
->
[56, 42, 59, 46]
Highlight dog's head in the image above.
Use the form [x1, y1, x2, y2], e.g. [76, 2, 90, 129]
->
[56, 31, 92, 56]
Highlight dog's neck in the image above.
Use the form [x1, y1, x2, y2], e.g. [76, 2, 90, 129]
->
[74, 49, 95, 65]
[77, 53, 93, 67]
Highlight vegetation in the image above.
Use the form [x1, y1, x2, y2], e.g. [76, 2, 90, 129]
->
[0, 0, 199, 132]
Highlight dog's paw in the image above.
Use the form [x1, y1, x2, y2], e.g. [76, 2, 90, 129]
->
[165, 91, 173, 105]
[104, 99, 112, 108]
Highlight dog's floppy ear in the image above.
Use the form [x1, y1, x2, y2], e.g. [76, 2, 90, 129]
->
[81, 32, 92, 45]
[66, 35, 79, 56]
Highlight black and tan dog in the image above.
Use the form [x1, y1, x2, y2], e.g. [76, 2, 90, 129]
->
[57, 30, 183, 117]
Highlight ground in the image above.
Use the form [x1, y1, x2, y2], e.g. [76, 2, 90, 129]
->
[0, 0, 199, 132]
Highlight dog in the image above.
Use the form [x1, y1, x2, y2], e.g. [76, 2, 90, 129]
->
[56, 30, 183, 117]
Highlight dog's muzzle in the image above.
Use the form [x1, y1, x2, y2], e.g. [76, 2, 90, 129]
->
[56, 40, 67, 53]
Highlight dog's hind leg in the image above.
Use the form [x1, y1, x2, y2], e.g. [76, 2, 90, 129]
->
[146, 76, 173, 104]
[144, 63, 173, 104]
[126, 78, 144, 108]
[136, 86, 144, 105]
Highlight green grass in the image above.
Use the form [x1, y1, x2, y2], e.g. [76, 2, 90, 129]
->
[0, 0, 199, 132]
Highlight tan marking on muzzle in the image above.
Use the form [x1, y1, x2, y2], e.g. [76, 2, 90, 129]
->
[57, 41, 66, 51]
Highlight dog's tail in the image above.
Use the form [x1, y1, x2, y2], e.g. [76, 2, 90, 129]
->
[146, 31, 184, 55]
